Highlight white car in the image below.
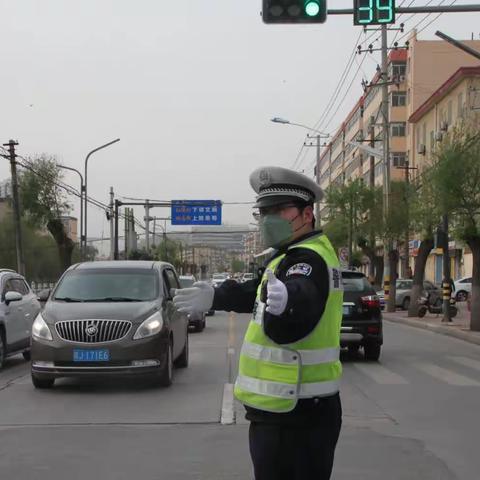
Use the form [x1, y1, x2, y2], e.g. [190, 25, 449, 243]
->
[454, 276, 472, 301]
[241, 273, 254, 283]
[211, 273, 229, 288]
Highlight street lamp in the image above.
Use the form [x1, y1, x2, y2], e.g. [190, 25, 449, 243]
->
[83, 138, 120, 258]
[270, 117, 329, 227]
[57, 164, 84, 259]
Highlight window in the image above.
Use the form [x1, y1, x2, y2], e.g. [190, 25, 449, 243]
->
[392, 152, 407, 167]
[164, 269, 180, 290]
[342, 272, 371, 292]
[11, 279, 29, 295]
[458, 92, 464, 117]
[331, 153, 343, 172]
[391, 62, 406, 77]
[391, 122, 406, 137]
[391, 91, 406, 107]
[346, 108, 361, 133]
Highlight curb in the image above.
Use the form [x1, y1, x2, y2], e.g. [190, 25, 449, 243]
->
[384, 315, 480, 347]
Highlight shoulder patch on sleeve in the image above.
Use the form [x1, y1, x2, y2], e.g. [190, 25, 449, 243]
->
[286, 263, 312, 277]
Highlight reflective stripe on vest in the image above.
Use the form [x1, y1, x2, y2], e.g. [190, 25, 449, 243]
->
[241, 340, 340, 366]
[236, 375, 341, 399]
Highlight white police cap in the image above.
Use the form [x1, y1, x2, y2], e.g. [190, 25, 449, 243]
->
[250, 166, 324, 208]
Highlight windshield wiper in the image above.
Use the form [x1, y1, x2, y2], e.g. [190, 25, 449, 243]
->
[86, 297, 143, 302]
[54, 297, 84, 302]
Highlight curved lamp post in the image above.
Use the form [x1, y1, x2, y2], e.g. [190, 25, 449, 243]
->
[57, 164, 84, 259]
[83, 138, 120, 257]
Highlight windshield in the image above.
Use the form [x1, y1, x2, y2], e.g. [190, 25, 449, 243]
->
[53, 269, 158, 302]
[342, 273, 372, 292]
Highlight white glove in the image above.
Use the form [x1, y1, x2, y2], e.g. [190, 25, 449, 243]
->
[265, 269, 288, 316]
[173, 281, 214, 314]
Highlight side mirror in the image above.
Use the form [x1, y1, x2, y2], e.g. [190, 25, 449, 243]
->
[37, 289, 51, 302]
[5, 291, 23, 305]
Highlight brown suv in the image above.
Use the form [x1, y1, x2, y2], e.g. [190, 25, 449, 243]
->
[31, 261, 189, 388]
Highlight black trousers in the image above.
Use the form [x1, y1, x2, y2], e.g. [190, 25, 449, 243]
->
[248, 405, 342, 480]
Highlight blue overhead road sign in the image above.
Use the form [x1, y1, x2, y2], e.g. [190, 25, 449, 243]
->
[171, 200, 222, 226]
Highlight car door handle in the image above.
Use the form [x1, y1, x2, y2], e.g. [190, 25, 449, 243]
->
[25, 313, 31, 318]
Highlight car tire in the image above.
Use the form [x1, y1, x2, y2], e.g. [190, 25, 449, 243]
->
[195, 318, 205, 333]
[418, 306, 427, 318]
[402, 297, 410, 311]
[157, 342, 173, 387]
[347, 345, 360, 356]
[364, 343, 381, 361]
[456, 290, 468, 302]
[174, 332, 189, 368]
[22, 350, 31, 362]
[31, 374, 55, 389]
[0, 333, 5, 370]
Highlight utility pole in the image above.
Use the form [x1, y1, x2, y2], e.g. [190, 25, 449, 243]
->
[3, 140, 25, 276]
[315, 134, 321, 226]
[368, 116, 376, 280]
[145, 199, 150, 251]
[124, 207, 130, 259]
[114, 199, 120, 260]
[380, 24, 394, 313]
[109, 187, 114, 260]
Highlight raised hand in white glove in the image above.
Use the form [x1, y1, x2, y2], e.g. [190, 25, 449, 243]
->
[173, 281, 215, 314]
[265, 269, 288, 316]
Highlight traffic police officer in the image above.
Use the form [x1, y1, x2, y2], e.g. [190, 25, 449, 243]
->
[173, 166, 343, 480]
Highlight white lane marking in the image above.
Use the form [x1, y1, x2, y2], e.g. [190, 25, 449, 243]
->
[450, 356, 480, 373]
[353, 363, 408, 385]
[221, 383, 235, 425]
[417, 363, 480, 386]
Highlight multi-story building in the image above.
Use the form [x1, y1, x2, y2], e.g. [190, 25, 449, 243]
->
[409, 66, 480, 281]
[318, 32, 480, 279]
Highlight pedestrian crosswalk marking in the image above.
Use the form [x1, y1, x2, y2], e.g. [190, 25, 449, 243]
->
[450, 356, 480, 373]
[352, 363, 408, 385]
[416, 363, 480, 386]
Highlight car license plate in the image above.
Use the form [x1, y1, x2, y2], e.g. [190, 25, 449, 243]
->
[73, 349, 110, 362]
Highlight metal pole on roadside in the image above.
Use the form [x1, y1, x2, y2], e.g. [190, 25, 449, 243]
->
[3, 140, 25, 275]
[114, 199, 120, 260]
[145, 199, 150, 251]
[83, 138, 120, 258]
[380, 24, 393, 312]
[442, 214, 452, 322]
[109, 187, 114, 260]
[57, 164, 84, 260]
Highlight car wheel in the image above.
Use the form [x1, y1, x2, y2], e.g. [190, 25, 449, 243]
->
[174, 332, 189, 368]
[456, 290, 468, 302]
[364, 343, 381, 361]
[22, 350, 31, 361]
[157, 342, 173, 387]
[0, 333, 5, 370]
[31, 374, 55, 389]
[418, 306, 427, 318]
[402, 297, 410, 311]
[195, 318, 205, 333]
[347, 345, 360, 356]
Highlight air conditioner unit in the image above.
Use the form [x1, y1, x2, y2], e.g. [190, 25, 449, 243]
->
[440, 121, 448, 132]
[417, 144, 426, 155]
[435, 131, 443, 142]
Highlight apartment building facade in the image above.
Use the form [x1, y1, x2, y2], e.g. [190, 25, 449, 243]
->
[317, 32, 480, 280]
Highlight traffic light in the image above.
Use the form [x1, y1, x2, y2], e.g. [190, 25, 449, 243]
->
[353, 0, 396, 26]
[262, 0, 328, 24]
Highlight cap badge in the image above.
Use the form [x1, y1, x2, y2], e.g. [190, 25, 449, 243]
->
[259, 169, 272, 187]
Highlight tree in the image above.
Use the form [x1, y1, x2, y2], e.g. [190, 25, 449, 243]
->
[231, 258, 245, 273]
[407, 169, 438, 317]
[155, 237, 181, 268]
[429, 122, 480, 330]
[19, 155, 75, 271]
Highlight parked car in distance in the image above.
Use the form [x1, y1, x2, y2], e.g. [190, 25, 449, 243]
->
[241, 272, 254, 283]
[341, 270, 382, 361]
[454, 276, 472, 302]
[179, 275, 206, 332]
[31, 261, 189, 389]
[377, 279, 441, 310]
[211, 273, 229, 288]
[0, 269, 41, 369]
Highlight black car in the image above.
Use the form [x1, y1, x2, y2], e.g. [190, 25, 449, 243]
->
[341, 270, 382, 361]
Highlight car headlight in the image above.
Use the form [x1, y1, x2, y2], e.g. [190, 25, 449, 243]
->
[32, 312, 53, 341]
[133, 311, 164, 340]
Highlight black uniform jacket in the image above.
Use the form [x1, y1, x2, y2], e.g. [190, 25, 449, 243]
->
[212, 230, 341, 426]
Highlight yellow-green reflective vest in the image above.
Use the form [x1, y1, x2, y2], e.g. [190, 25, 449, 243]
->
[234, 233, 343, 413]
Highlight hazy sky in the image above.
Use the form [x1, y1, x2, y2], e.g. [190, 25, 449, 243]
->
[1, 0, 479, 240]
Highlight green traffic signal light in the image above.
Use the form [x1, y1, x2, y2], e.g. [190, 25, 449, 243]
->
[305, 1, 320, 17]
[262, 0, 328, 24]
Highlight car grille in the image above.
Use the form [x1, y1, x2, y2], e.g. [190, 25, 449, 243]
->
[55, 320, 132, 343]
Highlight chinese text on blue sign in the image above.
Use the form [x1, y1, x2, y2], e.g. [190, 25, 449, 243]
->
[171, 200, 222, 226]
